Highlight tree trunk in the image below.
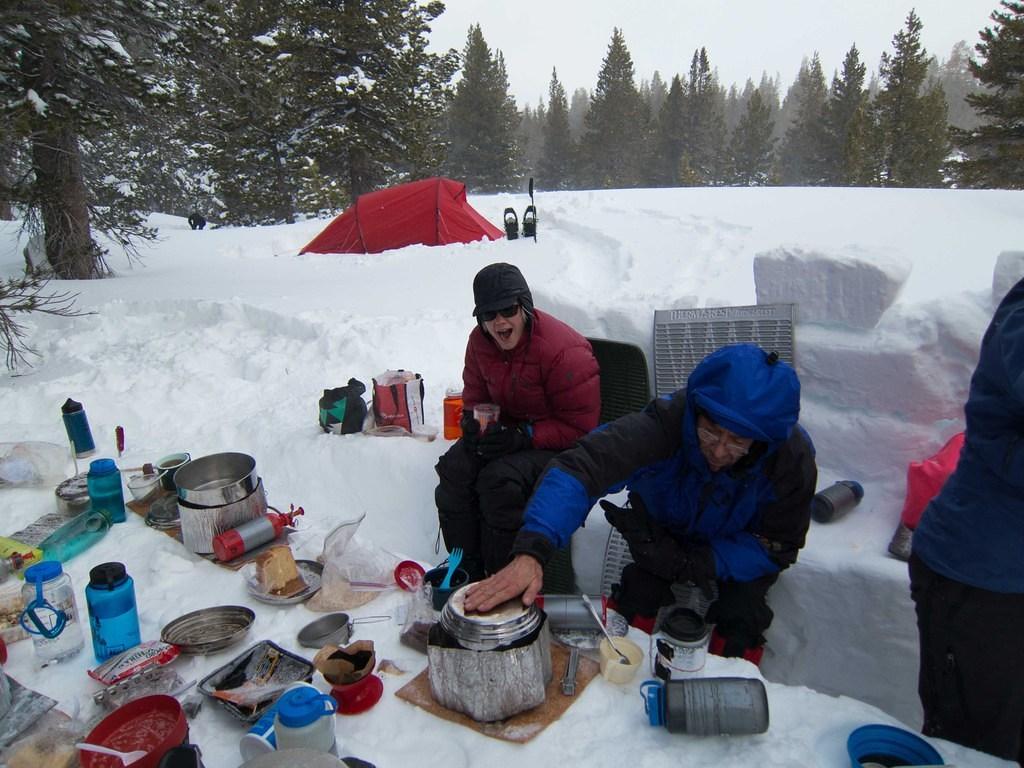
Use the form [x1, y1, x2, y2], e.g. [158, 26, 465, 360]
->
[32, 126, 97, 279]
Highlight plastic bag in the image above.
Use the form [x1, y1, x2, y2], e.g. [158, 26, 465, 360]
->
[307, 514, 400, 611]
[399, 584, 437, 654]
[0, 443, 69, 488]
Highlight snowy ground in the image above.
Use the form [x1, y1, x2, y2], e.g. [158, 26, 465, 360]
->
[0, 186, 1020, 767]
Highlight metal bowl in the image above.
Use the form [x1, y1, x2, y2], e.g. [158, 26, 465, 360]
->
[161, 605, 255, 654]
[174, 452, 258, 507]
[297, 613, 353, 648]
[439, 583, 543, 651]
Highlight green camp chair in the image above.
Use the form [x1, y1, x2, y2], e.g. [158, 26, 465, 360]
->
[541, 337, 652, 594]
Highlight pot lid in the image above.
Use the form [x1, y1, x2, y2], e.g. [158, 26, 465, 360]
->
[439, 584, 541, 650]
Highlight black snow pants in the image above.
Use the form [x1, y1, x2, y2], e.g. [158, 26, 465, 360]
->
[910, 551, 1024, 764]
[613, 561, 778, 656]
[435, 440, 556, 579]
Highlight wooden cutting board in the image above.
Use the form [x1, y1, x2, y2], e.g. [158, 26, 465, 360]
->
[394, 643, 600, 743]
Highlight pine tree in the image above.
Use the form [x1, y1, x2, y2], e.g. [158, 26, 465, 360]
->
[941, 41, 985, 130]
[651, 75, 687, 187]
[444, 25, 520, 192]
[518, 102, 546, 180]
[0, 1, 189, 277]
[578, 28, 648, 189]
[680, 48, 726, 185]
[568, 88, 590, 141]
[954, 1, 1024, 187]
[875, 10, 949, 187]
[777, 53, 830, 184]
[727, 90, 777, 185]
[538, 69, 574, 189]
[823, 45, 869, 184]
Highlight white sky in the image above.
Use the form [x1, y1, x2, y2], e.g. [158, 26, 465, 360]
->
[427, 0, 1000, 105]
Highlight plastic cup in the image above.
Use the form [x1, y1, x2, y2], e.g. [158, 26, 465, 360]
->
[599, 636, 644, 684]
[473, 404, 500, 432]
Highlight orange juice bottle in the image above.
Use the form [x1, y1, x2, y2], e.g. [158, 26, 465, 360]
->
[443, 389, 463, 440]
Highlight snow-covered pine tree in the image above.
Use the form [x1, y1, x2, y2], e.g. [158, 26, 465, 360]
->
[443, 24, 520, 192]
[0, 1, 187, 277]
[577, 28, 648, 189]
[538, 69, 574, 190]
[954, 1, 1024, 188]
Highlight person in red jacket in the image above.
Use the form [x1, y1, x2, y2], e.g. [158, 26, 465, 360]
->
[435, 263, 600, 581]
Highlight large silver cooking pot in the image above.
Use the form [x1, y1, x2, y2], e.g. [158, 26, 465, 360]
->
[174, 452, 259, 507]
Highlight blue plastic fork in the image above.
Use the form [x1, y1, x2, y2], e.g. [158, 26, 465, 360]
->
[440, 547, 463, 590]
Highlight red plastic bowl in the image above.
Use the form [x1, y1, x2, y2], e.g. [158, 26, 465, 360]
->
[80, 694, 188, 768]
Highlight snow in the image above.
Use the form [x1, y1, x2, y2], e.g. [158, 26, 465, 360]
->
[0, 186, 1020, 767]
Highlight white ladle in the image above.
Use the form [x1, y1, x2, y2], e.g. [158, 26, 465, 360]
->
[580, 593, 631, 664]
[76, 742, 148, 765]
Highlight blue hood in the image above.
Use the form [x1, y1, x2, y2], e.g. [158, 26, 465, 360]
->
[686, 343, 800, 444]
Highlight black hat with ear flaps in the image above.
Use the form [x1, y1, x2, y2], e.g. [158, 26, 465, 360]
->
[472, 263, 534, 317]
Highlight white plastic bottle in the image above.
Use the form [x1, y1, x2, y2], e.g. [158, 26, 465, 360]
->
[273, 687, 339, 755]
[20, 561, 85, 665]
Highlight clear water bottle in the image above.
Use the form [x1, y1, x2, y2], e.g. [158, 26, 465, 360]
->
[86, 562, 141, 662]
[87, 458, 126, 524]
[19, 561, 85, 665]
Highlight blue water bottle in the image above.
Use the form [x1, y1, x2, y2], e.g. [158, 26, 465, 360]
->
[61, 398, 96, 458]
[87, 459, 126, 524]
[85, 562, 140, 662]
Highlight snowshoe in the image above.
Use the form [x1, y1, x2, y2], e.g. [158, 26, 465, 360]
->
[503, 208, 519, 240]
[522, 205, 537, 241]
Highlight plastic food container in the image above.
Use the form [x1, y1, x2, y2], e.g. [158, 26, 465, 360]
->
[79, 694, 188, 768]
[599, 636, 644, 684]
[127, 472, 161, 502]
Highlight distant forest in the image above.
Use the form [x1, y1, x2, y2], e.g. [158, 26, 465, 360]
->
[0, 1, 1021, 282]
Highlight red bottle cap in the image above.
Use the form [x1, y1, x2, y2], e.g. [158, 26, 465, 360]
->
[212, 529, 245, 562]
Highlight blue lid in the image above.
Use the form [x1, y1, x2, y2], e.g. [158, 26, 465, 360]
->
[24, 560, 62, 583]
[276, 687, 334, 728]
[88, 458, 118, 476]
[640, 680, 665, 726]
[847, 724, 942, 768]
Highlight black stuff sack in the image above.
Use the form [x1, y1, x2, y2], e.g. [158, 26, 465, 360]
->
[371, 370, 425, 433]
[319, 378, 368, 434]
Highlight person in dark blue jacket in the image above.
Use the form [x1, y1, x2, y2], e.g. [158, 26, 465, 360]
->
[910, 276, 1024, 763]
[465, 343, 817, 661]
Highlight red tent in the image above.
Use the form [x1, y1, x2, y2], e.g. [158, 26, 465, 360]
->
[299, 177, 502, 255]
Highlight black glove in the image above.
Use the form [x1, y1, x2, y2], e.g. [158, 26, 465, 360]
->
[459, 410, 480, 453]
[476, 422, 532, 460]
[602, 493, 693, 584]
[679, 543, 717, 600]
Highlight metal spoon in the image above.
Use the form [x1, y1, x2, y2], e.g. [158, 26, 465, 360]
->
[76, 743, 148, 765]
[580, 593, 630, 665]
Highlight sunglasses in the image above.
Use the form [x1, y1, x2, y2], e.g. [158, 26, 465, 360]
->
[480, 304, 520, 322]
[697, 426, 752, 459]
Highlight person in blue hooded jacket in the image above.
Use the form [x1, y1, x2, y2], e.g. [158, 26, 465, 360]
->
[465, 343, 817, 662]
[910, 275, 1024, 763]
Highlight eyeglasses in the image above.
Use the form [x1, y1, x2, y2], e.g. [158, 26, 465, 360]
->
[697, 426, 751, 459]
[480, 304, 520, 322]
